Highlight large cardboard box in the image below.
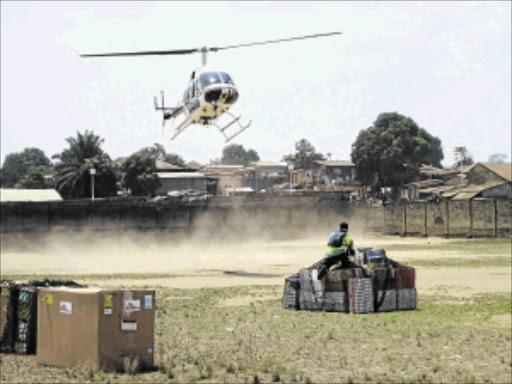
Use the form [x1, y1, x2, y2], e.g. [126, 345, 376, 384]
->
[0, 283, 11, 351]
[37, 287, 155, 371]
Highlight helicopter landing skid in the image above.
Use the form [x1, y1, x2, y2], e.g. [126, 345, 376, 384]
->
[170, 113, 195, 140]
[213, 112, 251, 142]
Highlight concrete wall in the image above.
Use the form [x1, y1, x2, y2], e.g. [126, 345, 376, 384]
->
[1, 193, 376, 236]
[2, 196, 509, 238]
[383, 198, 511, 237]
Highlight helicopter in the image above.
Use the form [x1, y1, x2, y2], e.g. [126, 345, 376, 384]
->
[81, 31, 342, 143]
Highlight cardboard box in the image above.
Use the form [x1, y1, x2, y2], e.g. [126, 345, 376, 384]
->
[0, 283, 11, 351]
[37, 287, 155, 371]
[15, 286, 38, 354]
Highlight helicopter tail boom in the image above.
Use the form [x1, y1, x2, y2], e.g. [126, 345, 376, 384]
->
[154, 90, 183, 126]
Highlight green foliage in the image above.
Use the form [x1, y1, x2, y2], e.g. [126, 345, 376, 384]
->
[1, 147, 50, 188]
[120, 154, 161, 196]
[221, 144, 260, 165]
[454, 146, 474, 167]
[53, 130, 118, 199]
[351, 112, 444, 191]
[488, 153, 508, 164]
[292, 138, 326, 170]
[15, 166, 51, 189]
[137, 143, 186, 167]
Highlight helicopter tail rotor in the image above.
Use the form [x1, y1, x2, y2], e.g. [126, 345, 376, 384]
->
[154, 90, 183, 128]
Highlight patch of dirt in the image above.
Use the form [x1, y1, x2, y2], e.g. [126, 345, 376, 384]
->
[1, 232, 510, 297]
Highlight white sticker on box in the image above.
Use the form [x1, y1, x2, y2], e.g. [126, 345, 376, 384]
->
[147, 348, 153, 354]
[121, 320, 137, 331]
[104, 308, 113, 315]
[124, 299, 140, 313]
[144, 295, 153, 310]
[59, 301, 72, 315]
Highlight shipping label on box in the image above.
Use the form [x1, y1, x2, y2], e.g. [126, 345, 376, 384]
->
[144, 295, 152, 310]
[59, 301, 72, 315]
[44, 294, 53, 304]
[121, 320, 137, 331]
[124, 300, 140, 313]
[104, 294, 113, 315]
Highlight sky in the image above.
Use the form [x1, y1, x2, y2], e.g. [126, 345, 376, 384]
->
[1, 1, 511, 167]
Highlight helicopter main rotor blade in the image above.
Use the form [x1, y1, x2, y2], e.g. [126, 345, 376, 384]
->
[210, 31, 342, 52]
[80, 48, 199, 58]
[80, 31, 342, 58]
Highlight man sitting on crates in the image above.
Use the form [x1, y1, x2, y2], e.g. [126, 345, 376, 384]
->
[317, 222, 355, 279]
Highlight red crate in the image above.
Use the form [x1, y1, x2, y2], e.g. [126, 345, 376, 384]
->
[394, 267, 416, 289]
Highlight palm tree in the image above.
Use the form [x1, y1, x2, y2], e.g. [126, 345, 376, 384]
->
[54, 130, 117, 199]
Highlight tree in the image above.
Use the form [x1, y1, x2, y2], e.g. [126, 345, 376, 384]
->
[291, 139, 326, 170]
[488, 153, 508, 164]
[351, 112, 444, 192]
[454, 146, 474, 167]
[221, 144, 260, 166]
[1, 147, 50, 188]
[16, 166, 49, 189]
[137, 143, 186, 167]
[120, 154, 161, 196]
[53, 130, 117, 199]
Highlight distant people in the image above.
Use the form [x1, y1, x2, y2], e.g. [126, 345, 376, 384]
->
[317, 222, 355, 279]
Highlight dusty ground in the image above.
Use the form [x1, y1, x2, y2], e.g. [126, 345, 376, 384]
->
[1, 230, 511, 383]
[1, 231, 510, 297]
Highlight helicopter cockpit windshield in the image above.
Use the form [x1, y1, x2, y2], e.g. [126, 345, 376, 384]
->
[199, 71, 234, 89]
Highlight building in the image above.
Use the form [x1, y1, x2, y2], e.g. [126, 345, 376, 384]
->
[155, 172, 208, 195]
[316, 160, 356, 184]
[0, 189, 62, 202]
[292, 160, 358, 191]
[241, 160, 288, 192]
[466, 163, 511, 186]
[441, 163, 511, 200]
[200, 164, 245, 196]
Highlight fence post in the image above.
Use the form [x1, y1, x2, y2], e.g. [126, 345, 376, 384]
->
[445, 200, 450, 238]
[402, 202, 407, 236]
[468, 199, 474, 238]
[423, 201, 428, 237]
[494, 198, 498, 237]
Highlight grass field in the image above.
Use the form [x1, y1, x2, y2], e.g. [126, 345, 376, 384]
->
[1, 234, 511, 383]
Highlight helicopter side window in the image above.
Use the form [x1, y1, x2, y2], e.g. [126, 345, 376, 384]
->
[199, 72, 222, 89]
[183, 86, 192, 102]
[219, 72, 234, 85]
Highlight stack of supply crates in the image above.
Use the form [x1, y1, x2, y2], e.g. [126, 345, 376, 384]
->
[0, 279, 85, 354]
[282, 253, 417, 314]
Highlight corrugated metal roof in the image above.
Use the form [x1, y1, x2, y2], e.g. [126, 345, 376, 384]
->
[483, 163, 512, 182]
[155, 160, 183, 170]
[249, 160, 287, 167]
[442, 182, 507, 199]
[316, 160, 354, 167]
[0, 189, 62, 202]
[157, 172, 206, 179]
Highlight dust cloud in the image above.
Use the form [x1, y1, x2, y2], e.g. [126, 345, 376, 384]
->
[0, 207, 368, 276]
[1, 207, 510, 298]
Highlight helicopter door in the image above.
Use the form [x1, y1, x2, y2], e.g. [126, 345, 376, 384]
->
[194, 79, 200, 97]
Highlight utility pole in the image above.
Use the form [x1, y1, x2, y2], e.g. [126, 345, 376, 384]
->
[90, 168, 96, 202]
[454, 146, 468, 186]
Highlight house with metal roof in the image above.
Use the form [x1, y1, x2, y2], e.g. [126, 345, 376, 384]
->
[0, 189, 62, 202]
[155, 172, 208, 196]
[441, 163, 511, 200]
